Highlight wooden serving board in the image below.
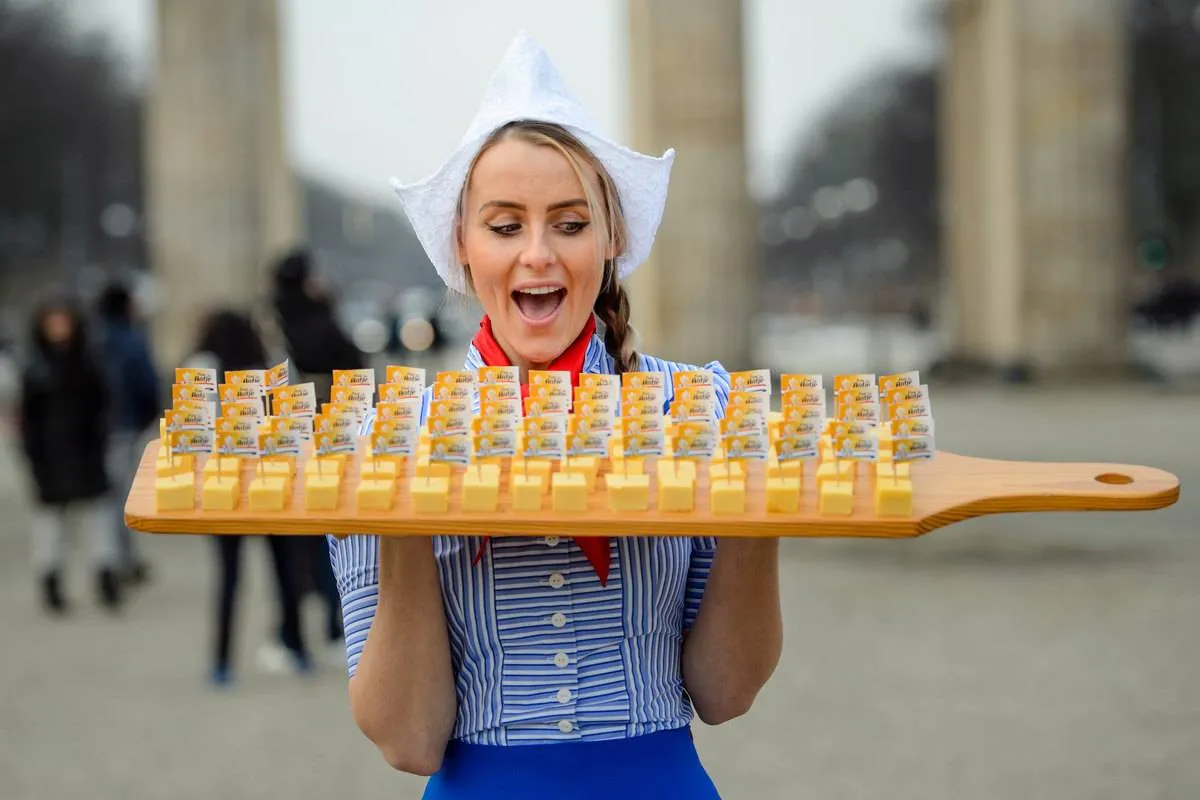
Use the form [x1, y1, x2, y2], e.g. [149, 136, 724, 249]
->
[124, 440, 1180, 539]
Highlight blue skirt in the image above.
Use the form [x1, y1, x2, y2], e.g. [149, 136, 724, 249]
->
[421, 727, 721, 799]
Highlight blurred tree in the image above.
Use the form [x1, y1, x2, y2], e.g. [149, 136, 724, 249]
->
[0, 0, 143, 279]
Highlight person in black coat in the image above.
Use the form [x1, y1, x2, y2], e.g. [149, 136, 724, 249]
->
[192, 309, 313, 686]
[19, 297, 121, 613]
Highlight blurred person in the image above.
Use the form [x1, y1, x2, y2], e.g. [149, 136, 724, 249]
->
[270, 247, 350, 653]
[18, 296, 121, 613]
[327, 35, 779, 796]
[95, 281, 160, 586]
[192, 309, 312, 686]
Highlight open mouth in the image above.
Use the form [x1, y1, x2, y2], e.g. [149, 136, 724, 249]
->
[512, 286, 566, 324]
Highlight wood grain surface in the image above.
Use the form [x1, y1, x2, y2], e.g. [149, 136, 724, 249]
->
[125, 440, 1181, 539]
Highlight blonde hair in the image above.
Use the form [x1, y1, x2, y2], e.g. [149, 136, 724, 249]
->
[455, 121, 638, 372]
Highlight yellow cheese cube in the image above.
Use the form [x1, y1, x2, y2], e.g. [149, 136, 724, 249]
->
[248, 476, 288, 511]
[610, 457, 644, 476]
[606, 473, 650, 512]
[156, 457, 191, 478]
[514, 459, 553, 494]
[710, 478, 745, 514]
[304, 457, 345, 478]
[658, 474, 695, 512]
[410, 477, 449, 513]
[159, 418, 167, 439]
[766, 477, 801, 513]
[815, 461, 839, 488]
[875, 462, 896, 481]
[201, 476, 239, 511]
[565, 455, 600, 477]
[304, 473, 340, 511]
[564, 459, 598, 492]
[203, 456, 241, 479]
[414, 457, 451, 479]
[874, 478, 913, 517]
[461, 469, 500, 513]
[894, 462, 911, 479]
[818, 481, 854, 516]
[360, 458, 399, 482]
[511, 474, 544, 511]
[656, 459, 697, 483]
[877, 447, 893, 464]
[551, 472, 589, 512]
[709, 462, 745, 483]
[154, 473, 195, 511]
[260, 460, 293, 480]
[356, 478, 395, 511]
[768, 459, 803, 481]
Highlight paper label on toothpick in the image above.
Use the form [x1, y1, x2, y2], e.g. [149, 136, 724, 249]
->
[776, 433, 819, 461]
[221, 400, 265, 420]
[175, 368, 217, 388]
[215, 416, 259, 437]
[219, 383, 265, 407]
[888, 418, 935, 439]
[473, 430, 517, 459]
[782, 388, 826, 409]
[621, 401, 661, 420]
[524, 395, 569, 416]
[429, 434, 471, 464]
[575, 398, 617, 420]
[835, 386, 880, 408]
[669, 400, 714, 423]
[578, 374, 618, 393]
[623, 431, 666, 458]
[621, 371, 664, 391]
[837, 403, 881, 424]
[826, 420, 876, 439]
[472, 414, 519, 436]
[831, 432, 879, 461]
[892, 435, 936, 461]
[672, 370, 714, 391]
[258, 430, 302, 458]
[376, 399, 422, 424]
[170, 429, 215, 454]
[216, 431, 259, 457]
[225, 369, 266, 388]
[385, 365, 426, 390]
[567, 432, 609, 457]
[620, 415, 663, 440]
[372, 427, 417, 457]
[378, 382, 421, 402]
[728, 390, 769, 415]
[780, 419, 822, 438]
[315, 429, 356, 457]
[833, 374, 876, 394]
[313, 413, 358, 440]
[269, 416, 313, 440]
[878, 370, 920, 394]
[426, 409, 470, 437]
[522, 432, 565, 461]
[723, 433, 769, 461]
[333, 368, 376, 392]
[174, 384, 214, 406]
[570, 414, 613, 436]
[523, 414, 568, 438]
[576, 385, 616, 405]
[890, 400, 932, 420]
[477, 366, 519, 386]
[720, 414, 766, 439]
[885, 385, 930, 408]
[672, 384, 715, 407]
[672, 432, 716, 459]
[481, 398, 522, 418]
[781, 373, 823, 392]
[621, 386, 665, 409]
[166, 402, 213, 431]
[781, 405, 825, 424]
[266, 361, 290, 389]
[479, 383, 520, 405]
[528, 370, 570, 390]
[729, 369, 772, 394]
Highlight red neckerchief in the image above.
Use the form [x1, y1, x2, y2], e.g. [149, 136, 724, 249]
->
[469, 315, 610, 585]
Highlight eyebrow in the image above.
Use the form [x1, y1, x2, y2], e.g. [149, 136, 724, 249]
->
[478, 199, 588, 214]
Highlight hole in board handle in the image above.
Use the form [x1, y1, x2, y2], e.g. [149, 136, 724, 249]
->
[1095, 473, 1134, 485]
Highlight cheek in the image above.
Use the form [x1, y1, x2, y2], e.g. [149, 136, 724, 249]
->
[462, 232, 511, 299]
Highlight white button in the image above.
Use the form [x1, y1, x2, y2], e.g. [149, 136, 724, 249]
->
[550, 612, 567, 628]
[557, 720, 574, 733]
[544, 536, 560, 547]
[556, 688, 572, 704]
[549, 573, 566, 589]
[554, 652, 570, 668]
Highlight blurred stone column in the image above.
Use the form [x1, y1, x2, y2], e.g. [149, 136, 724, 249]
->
[146, 0, 300, 366]
[626, 0, 757, 369]
[940, 0, 1130, 379]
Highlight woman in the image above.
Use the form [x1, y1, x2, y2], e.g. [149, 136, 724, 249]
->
[329, 33, 782, 798]
[19, 297, 122, 613]
[193, 309, 313, 686]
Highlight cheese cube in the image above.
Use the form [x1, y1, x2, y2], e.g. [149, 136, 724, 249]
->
[260, 460, 293, 480]
[768, 459, 803, 481]
[564, 458, 598, 492]
[203, 456, 241, 479]
[156, 457, 191, 478]
[201, 476, 239, 511]
[511, 474, 544, 511]
[818, 481, 854, 516]
[610, 457, 644, 476]
[514, 459, 553, 494]
[658, 474, 695, 512]
[304, 473, 340, 511]
[894, 462, 911, 479]
[462, 469, 500, 513]
[874, 478, 913, 517]
[356, 478, 395, 511]
[709, 462, 745, 483]
[877, 447, 893, 464]
[551, 472, 589, 512]
[248, 476, 288, 511]
[304, 457, 345, 478]
[360, 459, 399, 482]
[606, 473, 650, 512]
[875, 462, 896, 481]
[415, 457, 451, 479]
[154, 473, 195, 511]
[766, 477, 801, 513]
[410, 477, 449, 513]
[656, 459, 697, 483]
[815, 461, 839, 488]
[710, 478, 745, 514]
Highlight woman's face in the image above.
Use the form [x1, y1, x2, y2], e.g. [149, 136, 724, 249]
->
[459, 138, 607, 370]
[42, 311, 74, 346]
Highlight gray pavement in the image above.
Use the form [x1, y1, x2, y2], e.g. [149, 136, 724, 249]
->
[0, 385, 1196, 799]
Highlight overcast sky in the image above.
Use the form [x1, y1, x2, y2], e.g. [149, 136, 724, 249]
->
[65, 0, 932, 204]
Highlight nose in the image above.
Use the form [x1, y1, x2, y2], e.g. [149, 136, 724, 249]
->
[519, 227, 555, 271]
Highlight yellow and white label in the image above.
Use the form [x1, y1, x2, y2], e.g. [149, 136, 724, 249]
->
[878, 370, 920, 394]
[893, 435, 936, 461]
[781, 373, 823, 392]
[429, 434, 472, 464]
[729, 369, 772, 394]
[385, 365, 427, 389]
[621, 371, 665, 391]
[477, 366, 519, 386]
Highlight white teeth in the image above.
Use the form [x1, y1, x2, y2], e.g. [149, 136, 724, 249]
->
[517, 287, 562, 296]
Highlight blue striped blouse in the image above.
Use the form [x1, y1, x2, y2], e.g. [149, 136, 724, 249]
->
[328, 335, 731, 746]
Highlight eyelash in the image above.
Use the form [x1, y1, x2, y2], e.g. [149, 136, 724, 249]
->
[487, 221, 590, 237]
